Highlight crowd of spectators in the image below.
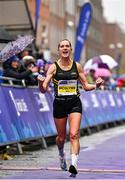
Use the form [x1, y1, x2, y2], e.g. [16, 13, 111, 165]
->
[0, 50, 52, 87]
[0, 51, 124, 91]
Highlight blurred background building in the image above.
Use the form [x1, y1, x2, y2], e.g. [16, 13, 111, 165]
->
[27, 0, 104, 65]
[0, 0, 33, 37]
[0, 0, 125, 74]
[27, 0, 77, 61]
[102, 23, 125, 74]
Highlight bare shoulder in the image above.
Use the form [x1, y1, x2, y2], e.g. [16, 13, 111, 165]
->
[46, 63, 56, 75]
[76, 62, 83, 72]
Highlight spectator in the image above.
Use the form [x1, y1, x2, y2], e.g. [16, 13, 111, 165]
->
[20, 55, 35, 66]
[108, 77, 117, 90]
[24, 59, 39, 85]
[86, 69, 96, 84]
[22, 55, 35, 64]
[2, 55, 38, 86]
[20, 49, 30, 59]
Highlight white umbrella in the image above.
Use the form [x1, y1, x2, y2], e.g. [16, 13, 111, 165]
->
[100, 55, 118, 69]
[84, 60, 98, 70]
[84, 54, 118, 70]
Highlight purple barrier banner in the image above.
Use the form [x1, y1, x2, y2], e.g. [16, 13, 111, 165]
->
[80, 91, 107, 127]
[0, 88, 20, 144]
[80, 90, 125, 128]
[0, 86, 56, 145]
[120, 91, 125, 118]
[3, 87, 44, 140]
[0, 86, 125, 146]
[27, 88, 57, 137]
[113, 91, 125, 120]
[4, 88, 56, 140]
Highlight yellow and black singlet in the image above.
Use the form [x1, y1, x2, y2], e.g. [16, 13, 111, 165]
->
[53, 61, 80, 97]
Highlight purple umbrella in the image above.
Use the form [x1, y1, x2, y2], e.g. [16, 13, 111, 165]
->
[0, 35, 34, 62]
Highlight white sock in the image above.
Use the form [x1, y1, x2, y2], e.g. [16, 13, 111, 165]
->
[71, 154, 78, 168]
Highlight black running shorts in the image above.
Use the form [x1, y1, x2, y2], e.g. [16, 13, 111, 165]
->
[53, 96, 82, 118]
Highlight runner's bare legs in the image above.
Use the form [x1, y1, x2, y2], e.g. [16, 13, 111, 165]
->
[68, 112, 81, 176]
[69, 112, 81, 155]
[54, 117, 67, 170]
[54, 113, 81, 173]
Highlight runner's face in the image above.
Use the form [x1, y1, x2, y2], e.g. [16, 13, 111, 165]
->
[58, 40, 72, 58]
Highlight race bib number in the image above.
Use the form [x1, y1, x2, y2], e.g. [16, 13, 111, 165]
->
[58, 80, 77, 96]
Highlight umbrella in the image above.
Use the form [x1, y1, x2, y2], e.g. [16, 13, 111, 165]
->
[98, 62, 109, 69]
[94, 68, 112, 78]
[0, 35, 34, 62]
[100, 55, 118, 69]
[84, 54, 118, 70]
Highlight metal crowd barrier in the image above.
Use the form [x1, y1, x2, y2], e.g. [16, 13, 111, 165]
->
[0, 76, 26, 87]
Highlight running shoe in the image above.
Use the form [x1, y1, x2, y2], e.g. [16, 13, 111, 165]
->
[59, 155, 67, 171]
[69, 165, 78, 178]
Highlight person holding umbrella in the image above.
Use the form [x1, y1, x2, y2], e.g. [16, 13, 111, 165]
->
[37, 39, 103, 177]
[2, 55, 38, 85]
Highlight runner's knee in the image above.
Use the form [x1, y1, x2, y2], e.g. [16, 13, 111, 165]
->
[56, 135, 66, 143]
[70, 131, 79, 141]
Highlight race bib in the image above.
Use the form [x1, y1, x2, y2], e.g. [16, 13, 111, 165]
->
[58, 80, 77, 96]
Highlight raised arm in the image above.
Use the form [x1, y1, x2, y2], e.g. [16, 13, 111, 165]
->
[37, 64, 55, 93]
[77, 62, 103, 91]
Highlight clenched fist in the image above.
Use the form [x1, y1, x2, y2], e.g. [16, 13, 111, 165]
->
[95, 77, 104, 88]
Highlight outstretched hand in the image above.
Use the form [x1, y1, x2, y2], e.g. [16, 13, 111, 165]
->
[95, 77, 104, 88]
